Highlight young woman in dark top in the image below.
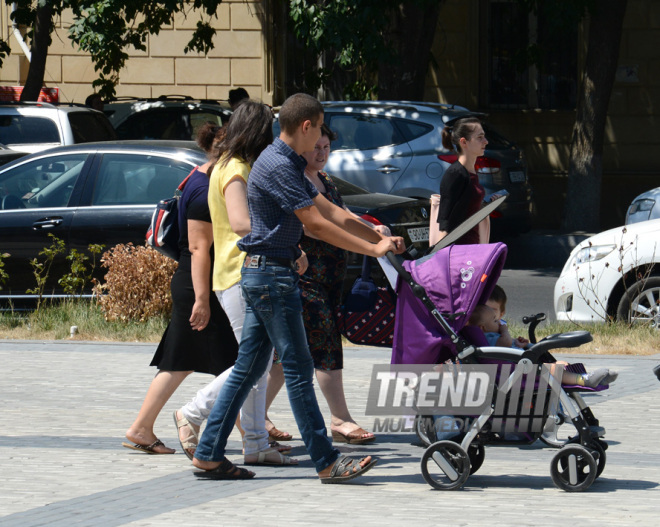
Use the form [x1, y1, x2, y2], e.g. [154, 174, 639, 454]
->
[436, 117, 489, 245]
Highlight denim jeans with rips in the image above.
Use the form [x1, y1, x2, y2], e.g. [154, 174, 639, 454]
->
[194, 261, 340, 473]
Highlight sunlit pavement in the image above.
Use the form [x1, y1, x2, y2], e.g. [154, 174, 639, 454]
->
[1, 339, 659, 526]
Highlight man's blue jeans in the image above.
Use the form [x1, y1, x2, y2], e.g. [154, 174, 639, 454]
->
[194, 261, 340, 473]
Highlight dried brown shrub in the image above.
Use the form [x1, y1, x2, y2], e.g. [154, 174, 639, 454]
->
[93, 243, 177, 322]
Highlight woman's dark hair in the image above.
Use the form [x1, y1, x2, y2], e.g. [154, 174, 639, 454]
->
[441, 117, 482, 153]
[210, 100, 273, 171]
[196, 122, 223, 153]
[320, 123, 337, 142]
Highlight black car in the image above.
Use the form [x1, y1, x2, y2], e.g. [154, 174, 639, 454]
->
[103, 96, 232, 141]
[0, 141, 429, 305]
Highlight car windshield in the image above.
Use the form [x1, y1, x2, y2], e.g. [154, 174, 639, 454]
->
[330, 175, 368, 196]
[482, 123, 514, 150]
[0, 115, 60, 146]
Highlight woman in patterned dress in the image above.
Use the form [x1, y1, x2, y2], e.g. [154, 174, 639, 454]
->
[264, 124, 390, 444]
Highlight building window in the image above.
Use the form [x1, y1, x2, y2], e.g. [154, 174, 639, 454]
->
[480, 0, 578, 110]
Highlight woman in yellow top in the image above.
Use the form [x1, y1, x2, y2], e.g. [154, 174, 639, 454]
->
[173, 101, 298, 465]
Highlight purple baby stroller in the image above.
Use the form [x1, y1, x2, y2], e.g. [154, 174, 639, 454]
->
[386, 243, 609, 492]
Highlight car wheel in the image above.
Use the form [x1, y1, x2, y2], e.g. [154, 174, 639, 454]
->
[616, 276, 660, 328]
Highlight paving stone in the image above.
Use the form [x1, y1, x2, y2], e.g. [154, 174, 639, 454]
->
[1, 340, 659, 526]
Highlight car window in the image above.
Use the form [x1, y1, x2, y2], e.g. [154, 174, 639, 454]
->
[190, 110, 229, 139]
[0, 115, 60, 146]
[115, 109, 189, 140]
[0, 154, 87, 209]
[327, 115, 403, 151]
[92, 153, 193, 205]
[68, 112, 117, 143]
[395, 119, 433, 142]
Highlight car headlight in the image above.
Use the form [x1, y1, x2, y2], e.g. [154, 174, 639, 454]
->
[575, 244, 616, 264]
[629, 199, 655, 214]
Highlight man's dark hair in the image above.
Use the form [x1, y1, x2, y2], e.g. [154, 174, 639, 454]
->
[228, 87, 249, 108]
[278, 93, 323, 135]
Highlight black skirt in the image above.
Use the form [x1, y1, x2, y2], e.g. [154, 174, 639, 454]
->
[150, 260, 238, 375]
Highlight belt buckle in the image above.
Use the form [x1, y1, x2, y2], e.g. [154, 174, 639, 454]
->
[245, 255, 260, 269]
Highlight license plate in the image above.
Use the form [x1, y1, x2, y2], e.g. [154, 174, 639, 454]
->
[509, 171, 525, 183]
[407, 226, 429, 242]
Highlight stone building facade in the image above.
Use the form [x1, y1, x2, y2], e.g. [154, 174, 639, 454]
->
[1, 0, 658, 229]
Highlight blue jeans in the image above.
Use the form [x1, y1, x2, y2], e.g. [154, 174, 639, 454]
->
[194, 261, 340, 473]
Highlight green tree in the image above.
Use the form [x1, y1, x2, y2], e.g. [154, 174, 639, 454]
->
[561, 0, 629, 232]
[0, 1, 224, 101]
[288, 0, 444, 100]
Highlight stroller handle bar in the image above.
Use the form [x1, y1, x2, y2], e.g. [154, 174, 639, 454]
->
[385, 251, 477, 360]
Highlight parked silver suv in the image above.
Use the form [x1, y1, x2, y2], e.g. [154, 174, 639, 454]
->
[0, 102, 116, 153]
[319, 101, 533, 234]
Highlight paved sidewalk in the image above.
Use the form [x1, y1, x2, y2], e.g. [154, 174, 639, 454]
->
[1, 339, 659, 526]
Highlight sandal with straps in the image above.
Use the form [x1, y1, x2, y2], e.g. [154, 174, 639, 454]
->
[173, 410, 199, 461]
[319, 455, 378, 484]
[194, 457, 255, 480]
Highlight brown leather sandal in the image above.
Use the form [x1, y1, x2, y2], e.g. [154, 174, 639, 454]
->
[267, 426, 293, 442]
[194, 457, 255, 480]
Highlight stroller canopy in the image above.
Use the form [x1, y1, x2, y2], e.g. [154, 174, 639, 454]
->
[391, 242, 507, 365]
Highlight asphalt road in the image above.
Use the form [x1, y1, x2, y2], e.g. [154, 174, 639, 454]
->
[496, 266, 561, 324]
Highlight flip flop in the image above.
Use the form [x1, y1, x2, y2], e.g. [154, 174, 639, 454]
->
[267, 426, 293, 442]
[194, 457, 255, 480]
[173, 410, 199, 461]
[245, 447, 298, 466]
[319, 455, 377, 484]
[331, 428, 376, 445]
[121, 439, 173, 455]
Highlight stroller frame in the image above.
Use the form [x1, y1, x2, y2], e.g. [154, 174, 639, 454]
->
[386, 250, 609, 492]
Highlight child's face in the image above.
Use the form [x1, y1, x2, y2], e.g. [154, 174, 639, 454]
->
[480, 306, 500, 333]
[485, 299, 505, 321]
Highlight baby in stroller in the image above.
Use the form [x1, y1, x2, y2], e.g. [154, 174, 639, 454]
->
[389, 242, 611, 492]
[467, 302, 617, 388]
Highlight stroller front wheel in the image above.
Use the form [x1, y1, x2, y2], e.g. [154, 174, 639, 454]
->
[550, 444, 597, 492]
[421, 441, 471, 490]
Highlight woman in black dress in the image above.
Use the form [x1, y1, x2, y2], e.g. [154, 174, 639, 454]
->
[124, 124, 238, 454]
[436, 117, 490, 245]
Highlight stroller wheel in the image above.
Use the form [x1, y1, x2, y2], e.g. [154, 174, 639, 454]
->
[420, 441, 471, 490]
[550, 444, 597, 492]
[590, 440, 607, 478]
[567, 437, 607, 478]
[468, 444, 485, 475]
[414, 415, 436, 447]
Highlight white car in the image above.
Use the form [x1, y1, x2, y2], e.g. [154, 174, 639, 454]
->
[554, 219, 660, 327]
[0, 102, 116, 153]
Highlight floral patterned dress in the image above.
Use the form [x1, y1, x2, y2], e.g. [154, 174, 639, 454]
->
[299, 171, 348, 370]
